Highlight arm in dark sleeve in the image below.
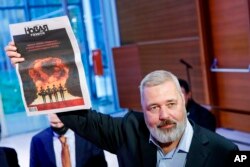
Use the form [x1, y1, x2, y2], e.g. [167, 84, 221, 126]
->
[85, 147, 107, 167]
[57, 109, 124, 153]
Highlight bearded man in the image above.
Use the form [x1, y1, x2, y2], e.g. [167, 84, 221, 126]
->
[57, 70, 238, 167]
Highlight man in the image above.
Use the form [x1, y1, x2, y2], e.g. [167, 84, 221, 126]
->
[6, 42, 238, 167]
[178, 78, 216, 131]
[0, 147, 19, 167]
[30, 114, 107, 167]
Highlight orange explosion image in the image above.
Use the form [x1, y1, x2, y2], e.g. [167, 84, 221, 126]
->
[28, 57, 71, 104]
[29, 57, 69, 89]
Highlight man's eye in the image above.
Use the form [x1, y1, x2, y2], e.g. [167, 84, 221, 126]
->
[149, 106, 160, 112]
[167, 103, 176, 109]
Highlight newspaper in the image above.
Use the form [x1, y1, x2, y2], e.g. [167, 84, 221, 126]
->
[9, 16, 91, 116]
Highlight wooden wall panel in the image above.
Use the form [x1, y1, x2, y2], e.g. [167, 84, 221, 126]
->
[113, 45, 142, 110]
[199, 0, 250, 132]
[209, 0, 250, 65]
[215, 74, 250, 110]
[208, 0, 250, 110]
[218, 111, 250, 132]
[116, 0, 198, 44]
[114, 0, 209, 112]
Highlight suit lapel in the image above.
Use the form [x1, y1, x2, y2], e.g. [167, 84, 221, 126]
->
[140, 138, 157, 167]
[75, 134, 84, 167]
[139, 122, 157, 167]
[44, 129, 57, 165]
[185, 123, 210, 167]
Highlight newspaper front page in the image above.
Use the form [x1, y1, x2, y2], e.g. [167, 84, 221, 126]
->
[9, 16, 91, 116]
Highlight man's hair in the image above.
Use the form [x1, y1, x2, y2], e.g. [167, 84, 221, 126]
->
[178, 78, 190, 93]
[139, 70, 182, 98]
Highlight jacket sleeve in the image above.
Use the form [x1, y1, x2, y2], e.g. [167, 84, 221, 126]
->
[84, 147, 107, 167]
[57, 109, 125, 153]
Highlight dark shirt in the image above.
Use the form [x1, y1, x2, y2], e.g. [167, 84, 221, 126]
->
[187, 99, 216, 132]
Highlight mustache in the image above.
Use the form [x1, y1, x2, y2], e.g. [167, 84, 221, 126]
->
[157, 119, 177, 128]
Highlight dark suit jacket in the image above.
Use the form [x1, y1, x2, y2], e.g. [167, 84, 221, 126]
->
[58, 109, 238, 167]
[0, 147, 19, 167]
[30, 127, 107, 167]
[187, 99, 216, 132]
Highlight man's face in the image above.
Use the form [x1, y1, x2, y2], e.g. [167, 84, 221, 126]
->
[48, 113, 64, 128]
[141, 81, 187, 143]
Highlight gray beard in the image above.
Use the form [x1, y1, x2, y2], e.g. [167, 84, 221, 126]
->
[147, 118, 186, 143]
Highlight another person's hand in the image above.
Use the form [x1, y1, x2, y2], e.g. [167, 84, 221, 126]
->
[4, 41, 25, 65]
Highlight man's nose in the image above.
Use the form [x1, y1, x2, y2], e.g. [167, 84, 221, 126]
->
[159, 106, 170, 119]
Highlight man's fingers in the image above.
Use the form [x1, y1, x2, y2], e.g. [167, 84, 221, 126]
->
[6, 51, 21, 58]
[4, 41, 24, 65]
[4, 44, 17, 52]
[8, 41, 15, 45]
[11, 57, 25, 65]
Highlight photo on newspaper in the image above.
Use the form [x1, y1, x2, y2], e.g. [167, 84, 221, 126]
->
[9, 16, 91, 116]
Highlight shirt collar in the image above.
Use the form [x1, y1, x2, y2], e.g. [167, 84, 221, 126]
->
[178, 119, 193, 153]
